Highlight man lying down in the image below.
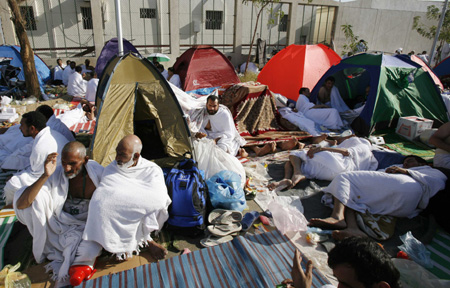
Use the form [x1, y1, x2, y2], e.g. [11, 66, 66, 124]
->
[268, 135, 378, 191]
[309, 155, 447, 240]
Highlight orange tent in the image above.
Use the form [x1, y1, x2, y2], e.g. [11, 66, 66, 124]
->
[257, 44, 341, 101]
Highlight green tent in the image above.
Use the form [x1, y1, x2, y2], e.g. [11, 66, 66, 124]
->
[310, 53, 448, 135]
[90, 53, 192, 167]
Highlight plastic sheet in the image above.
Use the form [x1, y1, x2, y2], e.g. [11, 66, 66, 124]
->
[206, 170, 247, 212]
[398, 231, 433, 269]
[268, 199, 308, 235]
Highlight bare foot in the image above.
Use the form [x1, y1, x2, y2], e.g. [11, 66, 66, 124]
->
[147, 241, 168, 260]
[309, 217, 347, 230]
[279, 138, 298, 151]
[334, 134, 356, 145]
[238, 148, 248, 158]
[268, 179, 292, 191]
[289, 173, 306, 189]
[297, 142, 305, 149]
[254, 142, 276, 156]
[332, 228, 367, 240]
[325, 139, 337, 146]
[311, 134, 327, 144]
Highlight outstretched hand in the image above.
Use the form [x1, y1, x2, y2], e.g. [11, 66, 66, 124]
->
[44, 153, 58, 177]
[292, 250, 313, 288]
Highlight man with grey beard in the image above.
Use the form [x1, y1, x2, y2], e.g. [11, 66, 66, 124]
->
[14, 141, 104, 284]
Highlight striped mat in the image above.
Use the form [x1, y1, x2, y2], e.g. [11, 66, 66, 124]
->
[427, 230, 450, 280]
[78, 230, 331, 288]
[0, 213, 17, 269]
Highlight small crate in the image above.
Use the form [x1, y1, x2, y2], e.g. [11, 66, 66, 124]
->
[396, 116, 433, 141]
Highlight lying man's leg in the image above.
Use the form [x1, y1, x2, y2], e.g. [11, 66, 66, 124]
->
[288, 155, 306, 189]
[251, 142, 277, 156]
[268, 161, 294, 191]
[332, 208, 367, 240]
[309, 196, 346, 229]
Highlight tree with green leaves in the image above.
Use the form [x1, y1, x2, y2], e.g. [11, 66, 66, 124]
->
[413, 4, 450, 62]
[340, 24, 368, 56]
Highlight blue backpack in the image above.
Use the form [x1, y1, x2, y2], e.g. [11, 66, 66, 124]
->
[163, 158, 209, 236]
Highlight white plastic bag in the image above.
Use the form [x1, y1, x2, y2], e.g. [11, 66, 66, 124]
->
[393, 258, 450, 288]
[193, 138, 246, 187]
[398, 231, 433, 269]
[268, 199, 308, 235]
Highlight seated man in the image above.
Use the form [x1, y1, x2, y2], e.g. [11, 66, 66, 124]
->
[14, 141, 104, 283]
[35, 105, 76, 142]
[62, 61, 75, 86]
[195, 95, 247, 157]
[67, 66, 87, 97]
[4, 112, 70, 205]
[429, 121, 450, 169]
[284, 237, 401, 288]
[85, 71, 99, 103]
[296, 87, 344, 130]
[167, 67, 181, 89]
[269, 136, 378, 190]
[82, 135, 171, 261]
[310, 156, 447, 240]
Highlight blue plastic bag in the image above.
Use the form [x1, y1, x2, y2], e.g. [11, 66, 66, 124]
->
[206, 170, 246, 212]
[398, 231, 433, 269]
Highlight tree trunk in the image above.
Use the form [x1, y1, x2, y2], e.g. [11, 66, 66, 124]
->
[7, 0, 41, 98]
[245, 3, 268, 74]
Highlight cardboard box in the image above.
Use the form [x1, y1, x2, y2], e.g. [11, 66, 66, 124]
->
[396, 116, 433, 141]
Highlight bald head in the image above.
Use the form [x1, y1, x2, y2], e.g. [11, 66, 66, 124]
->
[115, 135, 142, 168]
[62, 141, 86, 159]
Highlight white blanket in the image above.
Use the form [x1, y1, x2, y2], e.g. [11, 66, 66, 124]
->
[82, 157, 171, 259]
[13, 160, 104, 280]
[4, 127, 69, 205]
[200, 105, 246, 156]
[434, 148, 450, 169]
[56, 104, 88, 128]
[279, 108, 320, 136]
[0, 125, 33, 170]
[329, 86, 350, 113]
[323, 166, 447, 218]
[296, 94, 344, 129]
[290, 137, 378, 181]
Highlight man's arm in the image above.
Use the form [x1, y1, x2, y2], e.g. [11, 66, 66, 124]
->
[307, 146, 349, 158]
[385, 166, 410, 175]
[429, 122, 450, 152]
[15, 153, 58, 209]
[317, 87, 327, 104]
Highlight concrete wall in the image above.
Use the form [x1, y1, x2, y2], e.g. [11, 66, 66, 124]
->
[0, 0, 443, 68]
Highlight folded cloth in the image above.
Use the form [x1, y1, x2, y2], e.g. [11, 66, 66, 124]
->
[356, 211, 397, 240]
[241, 211, 260, 231]
[82, 157, 171, 259]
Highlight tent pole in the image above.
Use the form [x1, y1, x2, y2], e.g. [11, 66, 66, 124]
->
[428, 0, 448, 66]
[114, 0, 124, 56]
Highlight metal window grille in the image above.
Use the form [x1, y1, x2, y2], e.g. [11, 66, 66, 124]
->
[140, 8, 156, 19]
[81, 7, 93, 30]
[19, 6, 37, 31]
[205, 10, 222, 30]
[279, 14, 288, 32]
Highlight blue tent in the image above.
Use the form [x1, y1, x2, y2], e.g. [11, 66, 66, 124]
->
[434, 55, 450, 78]
[310, 53, 447, 135]
[0, 45, 50, 94]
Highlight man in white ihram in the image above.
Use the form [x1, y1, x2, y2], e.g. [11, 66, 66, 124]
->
[195, 95, 247, 157]
[82, 135, 171, 264]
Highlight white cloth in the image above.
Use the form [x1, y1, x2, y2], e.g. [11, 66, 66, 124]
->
[161, 70, 169, 80]
[434, 148, 450, 169]
[200, 105, 246, 156]
[240, 62, 258, 73]
[441, 93, 450, 120]
[328, 86, 350, 113]
[296, 94, 344, 129]
[56, 104, 89, 128]
[67, 72, 87, 97]
[4, 127, 70, 205]
[53, 64, 66, 81]
[13, 160, 104, 281]
[279, 107, 320, 136]
[85, 78, 99, 103]
[82, 157, 171, 259]
[62, 67, 74, 86]
[81, 64, 92, 75]
[169, 74, 182, 89]
[46, 116, 76, 142]
[323, 166, 447, 218]
[290, 137, 378, 181]
[0, 125, 33, 169]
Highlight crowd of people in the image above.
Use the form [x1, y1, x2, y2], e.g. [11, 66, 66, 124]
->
[0, 49, 448, 287]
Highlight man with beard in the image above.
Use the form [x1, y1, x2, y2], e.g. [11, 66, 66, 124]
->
[14, 141, 104, 285]
[195, 95, 247, 157]
[81, 135, 171, 268]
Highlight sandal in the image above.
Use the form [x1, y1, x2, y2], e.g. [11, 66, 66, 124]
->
[208, 209, 243, 225]
[200, 235, 234, 247]
[208, 223, 242, 237]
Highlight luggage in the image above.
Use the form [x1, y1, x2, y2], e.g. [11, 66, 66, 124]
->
[163, 158, 209, 236]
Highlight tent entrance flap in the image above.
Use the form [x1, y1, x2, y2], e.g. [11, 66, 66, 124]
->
[134, 119, 167, 160]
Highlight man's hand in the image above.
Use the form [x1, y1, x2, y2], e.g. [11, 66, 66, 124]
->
[44, 153, 58, 177]
[385, 166, 409, 175]
[86, 106, 96, 121]
[292, 249, 313, 288]
[307, 146, 321, 158]
[195, 132, 207, 139]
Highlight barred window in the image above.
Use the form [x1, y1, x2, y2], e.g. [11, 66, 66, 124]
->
[140, 8, 156, 19]
[19, 6, 37, 31]
[81, 7, 93, 30]
[279, 14, 288, 32]
[205, 10, 223, 30]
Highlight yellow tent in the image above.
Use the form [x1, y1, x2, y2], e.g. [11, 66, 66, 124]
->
[90, 53, 192, 167]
